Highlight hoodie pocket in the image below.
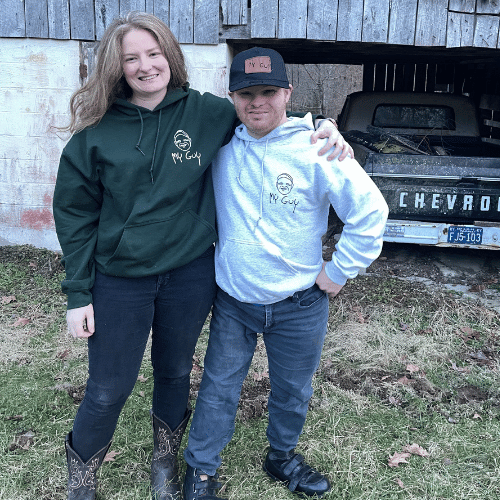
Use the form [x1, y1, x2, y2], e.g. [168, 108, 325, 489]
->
[216, 237, 319, 285]
[218, 237, 300, 278]
[104, 210, 216, 274]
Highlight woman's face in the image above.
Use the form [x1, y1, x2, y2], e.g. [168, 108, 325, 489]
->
[121, 29, 171, 107]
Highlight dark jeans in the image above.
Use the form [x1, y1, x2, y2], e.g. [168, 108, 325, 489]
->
[71, 246, 216, 462]
[184, 284, 329, 475]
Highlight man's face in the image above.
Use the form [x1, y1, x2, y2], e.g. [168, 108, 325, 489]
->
[229, 85, 292, 139]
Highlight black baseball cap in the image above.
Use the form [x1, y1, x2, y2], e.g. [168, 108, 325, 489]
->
[229, 47, 290, 92]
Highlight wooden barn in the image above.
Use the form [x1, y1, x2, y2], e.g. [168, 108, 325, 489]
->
[1, 0, 500, 248]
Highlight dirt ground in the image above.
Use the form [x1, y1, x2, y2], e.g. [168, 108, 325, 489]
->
[323, 235, 500, 314]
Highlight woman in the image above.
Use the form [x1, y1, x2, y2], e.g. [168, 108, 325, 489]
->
[53, 11, 351, 500]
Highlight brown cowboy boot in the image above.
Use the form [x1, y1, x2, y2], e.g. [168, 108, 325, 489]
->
[65, 432, 111, 500]
[151, 409, 192, 500]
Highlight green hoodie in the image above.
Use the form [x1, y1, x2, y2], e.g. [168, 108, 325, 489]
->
[53, 85, 236, 309]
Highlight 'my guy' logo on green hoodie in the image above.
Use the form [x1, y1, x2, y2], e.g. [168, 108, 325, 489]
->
[172, 130, 202, 166]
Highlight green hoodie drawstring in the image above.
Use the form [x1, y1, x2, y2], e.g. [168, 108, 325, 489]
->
[135, 109, 146, 156]
[135, 108, 162, 184]
[150, 109, 162, 184]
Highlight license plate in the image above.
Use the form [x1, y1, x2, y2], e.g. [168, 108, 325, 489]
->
[447, 226, 483, 245]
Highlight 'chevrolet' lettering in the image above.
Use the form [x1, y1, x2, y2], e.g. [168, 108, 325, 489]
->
[481, 196, 490, 211]
[447, 194, 457, 209]
[398, 193, 500, 212]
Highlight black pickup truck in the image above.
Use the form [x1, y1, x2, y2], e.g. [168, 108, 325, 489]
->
[337, 91, 500, 249]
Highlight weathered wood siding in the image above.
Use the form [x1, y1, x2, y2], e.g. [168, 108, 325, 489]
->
[2, 0, 500, 49]
[287, 63, 363, 119]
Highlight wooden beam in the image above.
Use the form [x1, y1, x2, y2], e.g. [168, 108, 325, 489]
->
[153, 0, 170, 27]
[362, 0, 389, 43]
[119, 0, 147, 15]
[0, 0, 25, 36]
[337, 0, 363, 42]
[363, 62, 375, 91]
[482, 137, 500, 145]
[70, 0, 96, 40]
[473, 15, 500, 48]
[415, 0, 448, 47]
[388, 0, 417, 46]
[221, 0, 248, 26]
[386, 63, 395, 91]
[476, 1, 500, 15]
[414, 63, 426, 92]
[26, 0, 49, 38]
[374, 64, 387, 91]
[194, 0, 219, 44]
[483, 119, 500, 128]
[394, 64, 405, 91]
[95, 0, 119, 40]
[48, 0, 70, 39]
[447, 12, 474, 48]
[449, 0, 476, 14]
[170, 0, 194, 43]
[426, 63, 437, 92]
[306, 0, 338, 41]
[219, 13, 251, 41]
[81, 41, 99, 82]
[251, 0, 278, 38]
[279, 0, 307, 39]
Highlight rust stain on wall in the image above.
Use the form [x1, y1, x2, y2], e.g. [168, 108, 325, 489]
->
[20, 193, 55, 230]
[20, 208, 55, 230]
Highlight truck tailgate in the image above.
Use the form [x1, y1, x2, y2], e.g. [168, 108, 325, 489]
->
[365, 153, 500, 223]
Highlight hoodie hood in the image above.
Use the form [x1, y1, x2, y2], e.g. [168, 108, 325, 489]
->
[230, 113, 316, 231]
[234, 112, 315, 143]
[110, 85, 191, 183]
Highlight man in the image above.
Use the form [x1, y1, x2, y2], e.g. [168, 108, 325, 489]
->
[182, 47, 389, 499]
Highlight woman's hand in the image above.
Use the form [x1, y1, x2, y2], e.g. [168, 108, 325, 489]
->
[311, 119, 355, 161]
[67, 304, 95, 338]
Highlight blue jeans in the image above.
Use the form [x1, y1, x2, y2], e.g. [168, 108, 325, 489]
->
[71, 246, 216, 462]
[184, 285, 329, 475]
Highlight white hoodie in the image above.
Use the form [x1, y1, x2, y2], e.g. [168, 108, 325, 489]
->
[211, 113, 388, 304]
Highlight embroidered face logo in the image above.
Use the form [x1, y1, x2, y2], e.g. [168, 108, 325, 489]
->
[174, 130, 192, 151]
[276, 173, 293, 195]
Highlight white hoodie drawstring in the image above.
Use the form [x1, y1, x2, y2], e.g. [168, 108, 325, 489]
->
[254, 139, 268, 231]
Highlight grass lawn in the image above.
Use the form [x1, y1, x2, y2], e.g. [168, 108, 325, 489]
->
[0, 245, 499, 499]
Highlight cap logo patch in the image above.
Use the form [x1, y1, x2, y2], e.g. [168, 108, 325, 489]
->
[245, 56, 272, 74]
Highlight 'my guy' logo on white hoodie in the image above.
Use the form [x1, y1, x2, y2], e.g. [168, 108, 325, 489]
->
[269, 173, 300, 213]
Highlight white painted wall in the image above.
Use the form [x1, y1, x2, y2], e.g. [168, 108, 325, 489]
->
[183, 44, 232, 98]
[0, 38, 80, 250]
[0, 38, 231, 250]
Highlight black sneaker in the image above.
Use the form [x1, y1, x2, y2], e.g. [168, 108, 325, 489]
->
[182, 464, 223, 500]
[263, 449, 331, 497]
